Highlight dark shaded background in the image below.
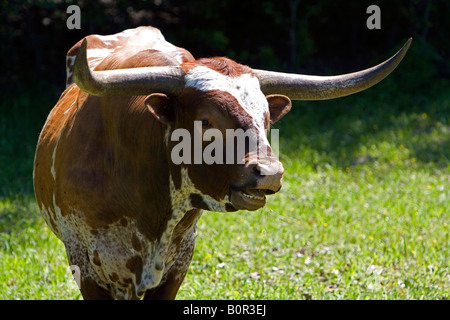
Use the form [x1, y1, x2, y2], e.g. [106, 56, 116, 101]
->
[1, 0, 449, 95]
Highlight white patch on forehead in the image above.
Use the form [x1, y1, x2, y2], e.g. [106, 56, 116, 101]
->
[185, 66, 269, 133]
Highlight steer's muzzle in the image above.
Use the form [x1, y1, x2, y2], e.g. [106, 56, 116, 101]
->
[230, 157, 284, 211]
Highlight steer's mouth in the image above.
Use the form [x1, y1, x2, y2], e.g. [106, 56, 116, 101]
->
[230, 187, 276, 211]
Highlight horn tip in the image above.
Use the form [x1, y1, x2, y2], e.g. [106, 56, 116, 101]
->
[75, 39, 88, 67]
[403, 38, 413, 52]
[80, 38, 88, 48]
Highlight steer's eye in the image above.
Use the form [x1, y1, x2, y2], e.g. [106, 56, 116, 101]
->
[201, 119, 210, 127]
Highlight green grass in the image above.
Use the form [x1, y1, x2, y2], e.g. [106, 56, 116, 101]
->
[0, 80, 449, 299]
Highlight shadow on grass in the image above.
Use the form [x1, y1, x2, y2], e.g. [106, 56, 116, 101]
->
[0, 84, 59, 234]
[276, 79, 450, 170]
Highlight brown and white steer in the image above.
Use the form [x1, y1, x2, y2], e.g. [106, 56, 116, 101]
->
[34, 26, 411, 299]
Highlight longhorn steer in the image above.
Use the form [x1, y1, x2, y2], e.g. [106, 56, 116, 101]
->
[33, 26, 411, 299]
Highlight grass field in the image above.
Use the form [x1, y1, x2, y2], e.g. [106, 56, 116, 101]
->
[0, 79, 448, 300]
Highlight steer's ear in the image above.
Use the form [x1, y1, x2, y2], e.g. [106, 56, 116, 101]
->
[267, 94, 292, 124]
[145, 93, 174, 125]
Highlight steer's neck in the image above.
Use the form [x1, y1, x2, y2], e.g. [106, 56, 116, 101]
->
[98, 95, 176, 241]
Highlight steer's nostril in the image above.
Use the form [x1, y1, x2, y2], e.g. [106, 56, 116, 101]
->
[250, 161, 284, 178]
[252, 164, 262, 177]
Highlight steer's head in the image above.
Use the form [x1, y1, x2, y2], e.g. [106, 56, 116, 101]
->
[146, 58, 291, 211]
[73, 38, 411, 212]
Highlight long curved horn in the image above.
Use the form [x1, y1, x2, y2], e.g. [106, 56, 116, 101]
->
[255, 38, 412, 100]
[73, 39, 186, 96]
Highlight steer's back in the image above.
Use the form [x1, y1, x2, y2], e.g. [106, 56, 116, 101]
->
[33, 84, 85, 238]
[65, 26, 194, 87]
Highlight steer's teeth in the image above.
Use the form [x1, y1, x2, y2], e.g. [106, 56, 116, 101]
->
[243, 193, 256, 200]
[242, 191, 264, 201]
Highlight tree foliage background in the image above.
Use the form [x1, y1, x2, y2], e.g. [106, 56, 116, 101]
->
[1, 0, 448, 97]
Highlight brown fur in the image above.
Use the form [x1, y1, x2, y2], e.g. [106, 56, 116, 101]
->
[182, 57, 254, 77]
[34, 26, 289, 300]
